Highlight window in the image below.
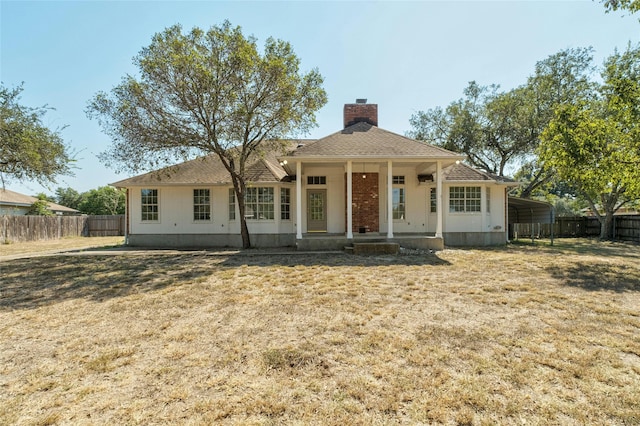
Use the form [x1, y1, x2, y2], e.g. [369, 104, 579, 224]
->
[193, 189, 211, 221]
[281, 188, 291, 220]
[430, 188, 437, 213]
[392, 176, 406, 220]
[307, 176, 326, 185]
[141, 189, 158, 221]
[449, 186, 481, 213]
[392, 187, 405, 220]
[245, 187, 274, 220]
[229, 189, 236, 220]
[486, 187, 491, 213]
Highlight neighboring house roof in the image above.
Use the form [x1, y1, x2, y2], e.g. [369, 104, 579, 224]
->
[287, 122, 463, 160]
[111, 140, 304, 187]
[0, 188, 79, 214]
[442, 163, 518, 185]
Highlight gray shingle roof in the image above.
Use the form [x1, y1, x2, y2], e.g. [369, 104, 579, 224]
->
[442, 163, 517, 184]
[289, 122, 463, 159]
[111, 141, 303, 187]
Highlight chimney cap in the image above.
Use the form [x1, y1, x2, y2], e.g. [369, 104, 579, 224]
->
[355, 98, 367, 104]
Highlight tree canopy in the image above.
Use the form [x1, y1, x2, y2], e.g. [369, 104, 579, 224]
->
[601, 0, 640, 14]
[408, 47, 596, 198]
[87, 21, 327, 248]
[540, 44, 640, 239]
[0, 83, 74, 187]
[78, 186, 125, 215]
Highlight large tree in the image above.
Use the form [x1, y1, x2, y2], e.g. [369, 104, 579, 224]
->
[408, 47, 595, 198]
[88, 22, 327, 248]
[55, 186, 85, 211]
[540, 45, 640, 239]
[408, 81, 533, 177]
[79, 186, 125, 215]
[0, 83, 74, 187]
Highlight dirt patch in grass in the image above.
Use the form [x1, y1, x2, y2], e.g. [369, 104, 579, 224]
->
[1, 239, 639, 424]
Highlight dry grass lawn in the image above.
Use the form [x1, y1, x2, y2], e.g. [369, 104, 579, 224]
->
[0, 236, 125, 257]
[0, 239, 639, 425]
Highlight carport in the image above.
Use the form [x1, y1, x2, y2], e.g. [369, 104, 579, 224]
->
[508, 197, 555, 244]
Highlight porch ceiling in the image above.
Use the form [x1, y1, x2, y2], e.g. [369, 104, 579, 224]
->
[281, 159, 457, 176]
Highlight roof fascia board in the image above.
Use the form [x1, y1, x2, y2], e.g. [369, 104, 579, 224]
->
[279, 156, 465, 162]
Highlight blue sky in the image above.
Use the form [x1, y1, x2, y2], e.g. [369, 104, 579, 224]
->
[1, 0, 638, 197]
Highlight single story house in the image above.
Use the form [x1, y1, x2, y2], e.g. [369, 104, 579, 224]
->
[0, 188, 79, 216]
[113, 100, 518, 250]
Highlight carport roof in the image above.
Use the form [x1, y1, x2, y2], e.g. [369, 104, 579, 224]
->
[508, 197, 555, 224]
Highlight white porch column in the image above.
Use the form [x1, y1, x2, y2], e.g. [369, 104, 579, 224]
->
[387, 160, 394, 239]
[296, 161, 303, 240]
[347, 160, 353, 239]
[436, 160, 443, 238]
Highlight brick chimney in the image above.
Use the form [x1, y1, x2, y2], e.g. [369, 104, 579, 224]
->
[343, 99, 378, 128]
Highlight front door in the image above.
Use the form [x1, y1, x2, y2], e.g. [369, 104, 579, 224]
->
[307, 189, 327, 232]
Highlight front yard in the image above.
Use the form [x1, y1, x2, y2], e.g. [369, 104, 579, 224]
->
[1, 239, 638, 425]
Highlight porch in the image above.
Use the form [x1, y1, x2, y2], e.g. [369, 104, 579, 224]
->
[296, 232, 444, 251]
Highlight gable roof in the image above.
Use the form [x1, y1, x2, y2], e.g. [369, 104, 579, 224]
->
[0, 188, 79, 213]
[286, 122, 463, 160]
[111, 141, 303, 187]
[442, 163, 518, 185]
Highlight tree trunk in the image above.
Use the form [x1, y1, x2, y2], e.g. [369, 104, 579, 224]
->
[600, 213, 613, 240]
[232, 179, 251, 249]
[236, 194, 251, 249]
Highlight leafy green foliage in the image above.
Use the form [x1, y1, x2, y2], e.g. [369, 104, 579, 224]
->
[53, 186, 124, 215]
[54, 187, 84, 210]
[87, 21, 327, 248]
[0, 83, 74, 187]
[78, 186, 125, 215]
[27, 194, 55, 216]
[408, 47, 595, 197]
[601, 0, 640, 14]
[540, 44, 640, 239]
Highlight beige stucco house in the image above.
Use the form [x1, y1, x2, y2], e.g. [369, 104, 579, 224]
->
[113, 100, 518, 249]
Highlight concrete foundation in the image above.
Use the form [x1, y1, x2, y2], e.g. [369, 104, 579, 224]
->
[443, 232, 507, 247]
[126, 233, 296, 248]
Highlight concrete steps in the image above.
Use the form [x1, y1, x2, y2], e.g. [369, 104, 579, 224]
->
[345, 242, 400, 255]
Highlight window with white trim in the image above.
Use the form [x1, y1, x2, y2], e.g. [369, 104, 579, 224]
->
[430, 188, 437, 213]
[229, 189, 236, 220]
[193, 189, 211, 221]
[392, 176, 406, 220]
[281, 188, 291, 220]
[449, 186, 481, 213]
[486, 187, 491, 213]
[141, 189, 158, 221]
[307, 176, 326, 185]
[245, 187, 274, 220]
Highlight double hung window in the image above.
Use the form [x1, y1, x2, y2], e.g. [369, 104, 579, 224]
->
[141, 189, 158, 221]
[449, 186, 481, 213]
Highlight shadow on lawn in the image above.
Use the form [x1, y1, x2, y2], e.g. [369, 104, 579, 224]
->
[510, 238, 640, 260]
[546, 261, 640, 292]
[0, 254, 216, 311]
[0, 251, 450, 311]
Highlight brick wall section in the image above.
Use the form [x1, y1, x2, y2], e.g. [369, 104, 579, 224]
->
[346, 173, 379, 233]
[343, 103, 378, 127]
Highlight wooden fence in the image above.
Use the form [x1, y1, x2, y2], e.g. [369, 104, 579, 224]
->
[513, 215, 640, 243]
[1, 215, 125, 243]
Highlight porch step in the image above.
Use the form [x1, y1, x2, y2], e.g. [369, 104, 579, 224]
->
[348, 242, 400, 255]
